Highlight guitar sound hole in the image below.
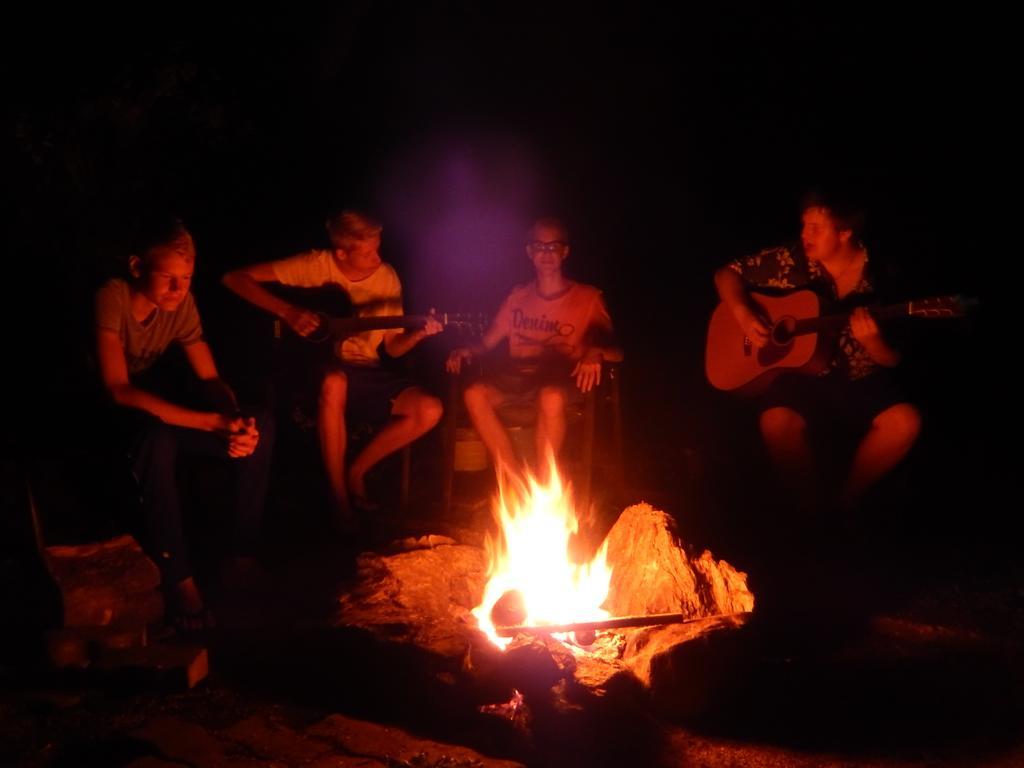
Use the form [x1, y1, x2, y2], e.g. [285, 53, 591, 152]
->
[771, 316, 797, 345]
[756, 317, 796, 367]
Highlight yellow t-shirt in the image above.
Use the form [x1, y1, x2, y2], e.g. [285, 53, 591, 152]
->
[271, 250, 403, 366]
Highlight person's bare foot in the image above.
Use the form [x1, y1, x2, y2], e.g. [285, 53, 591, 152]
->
[347, 468, 379, 512]
[347, 466, 368, 502]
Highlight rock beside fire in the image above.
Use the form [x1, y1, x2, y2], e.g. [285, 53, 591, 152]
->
[604, 503, 754, 619]
[336, 543, 488, 658]
[621, 612, 750, 690]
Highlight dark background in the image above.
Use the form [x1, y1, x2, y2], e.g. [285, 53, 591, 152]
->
[4, 6, 1017, 765]
[7, 3, 999, 562]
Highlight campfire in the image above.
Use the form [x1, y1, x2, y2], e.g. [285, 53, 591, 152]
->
[472, 456, 612, 650]
[336, 455, 756, 723]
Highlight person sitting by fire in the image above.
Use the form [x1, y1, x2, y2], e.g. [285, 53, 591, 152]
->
[712, 189, 921, 515]
[222, 210, 443, 531]
[446, 216, 623, 479]
[94, 214, 275, 633]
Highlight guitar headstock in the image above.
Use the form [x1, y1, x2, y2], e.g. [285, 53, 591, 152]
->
[437, 311, 490, 338]
[907, 295, 976, 319]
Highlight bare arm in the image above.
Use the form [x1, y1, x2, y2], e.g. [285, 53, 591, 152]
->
[182, 340, 243, 412]
[850, 308, 902, 367]
[587, 344, 623, 364]
[96, 330, 228, 432]
[182, 341, 260, 456]
[383, 314, 445, 358]
[445, 319, 508, 374]
[572, 295, 623, 392]
[714, 265, 770, 347]
[581, 309, 624, 365]
[182, 339, 220, 381]
[222, 263, 320, 336]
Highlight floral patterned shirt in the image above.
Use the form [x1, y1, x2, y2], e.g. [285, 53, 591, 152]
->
[728, 243, 880, 380]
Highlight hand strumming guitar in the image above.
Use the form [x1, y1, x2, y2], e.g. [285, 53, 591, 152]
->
[732, 303, 771, 348]
[715, 265, 771, 348]
[281, 305, 322, 337]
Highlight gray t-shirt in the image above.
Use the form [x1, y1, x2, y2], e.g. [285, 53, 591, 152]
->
[95, 278, 204, 375]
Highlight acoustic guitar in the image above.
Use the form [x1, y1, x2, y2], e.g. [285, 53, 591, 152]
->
[265, 284, 487, 343]
[705, 289, 970, 394]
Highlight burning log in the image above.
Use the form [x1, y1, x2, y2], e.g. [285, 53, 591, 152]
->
[495, 610, 752, 637]
[490, 589, 527, 628]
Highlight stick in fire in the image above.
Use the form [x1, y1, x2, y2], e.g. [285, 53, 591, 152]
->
[494, 611, 752, 638]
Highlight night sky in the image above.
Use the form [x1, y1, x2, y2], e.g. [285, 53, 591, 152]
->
[9, 4, 996, 551]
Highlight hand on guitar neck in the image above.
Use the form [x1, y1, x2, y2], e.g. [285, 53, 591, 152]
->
[277, 307, 487, 344]
[263, 283, 488, 341]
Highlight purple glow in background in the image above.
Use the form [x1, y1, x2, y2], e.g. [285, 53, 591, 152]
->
[375, 132, 543, 315]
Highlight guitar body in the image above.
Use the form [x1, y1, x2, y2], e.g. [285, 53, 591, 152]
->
[705, 289, 835, 395]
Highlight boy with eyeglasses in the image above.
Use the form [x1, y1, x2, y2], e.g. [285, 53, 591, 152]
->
[447, 217, 622, 477]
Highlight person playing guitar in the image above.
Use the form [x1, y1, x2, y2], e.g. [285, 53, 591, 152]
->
[223, 210, 443, 531]
[712, 190, 921, 514]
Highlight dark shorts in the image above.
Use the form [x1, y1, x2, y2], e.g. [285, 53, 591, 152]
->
[478, 359, 585, 411]
[323, 361, 417, 426]
[757, 370, 907, 438]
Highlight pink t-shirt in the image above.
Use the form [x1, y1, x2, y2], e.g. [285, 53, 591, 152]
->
[492, 281, 613, 360]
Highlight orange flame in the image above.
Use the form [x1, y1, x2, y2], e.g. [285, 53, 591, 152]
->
[472, 455, 612, 649]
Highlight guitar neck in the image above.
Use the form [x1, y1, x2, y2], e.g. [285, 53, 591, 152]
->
[325, 315, 429, 335]
[792, 301, 916, 336]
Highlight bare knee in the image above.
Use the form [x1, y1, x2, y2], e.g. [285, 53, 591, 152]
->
[759, 407, 806, 442]
[873, 403, 921, 445]
[537, 386, 566, 420]
[414, 394, 444, 429]
[319, 371, 348, 413]
[463, 382, 491, 414]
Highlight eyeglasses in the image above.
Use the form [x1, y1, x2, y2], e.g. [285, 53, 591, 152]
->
[527, 241, 568, 253]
